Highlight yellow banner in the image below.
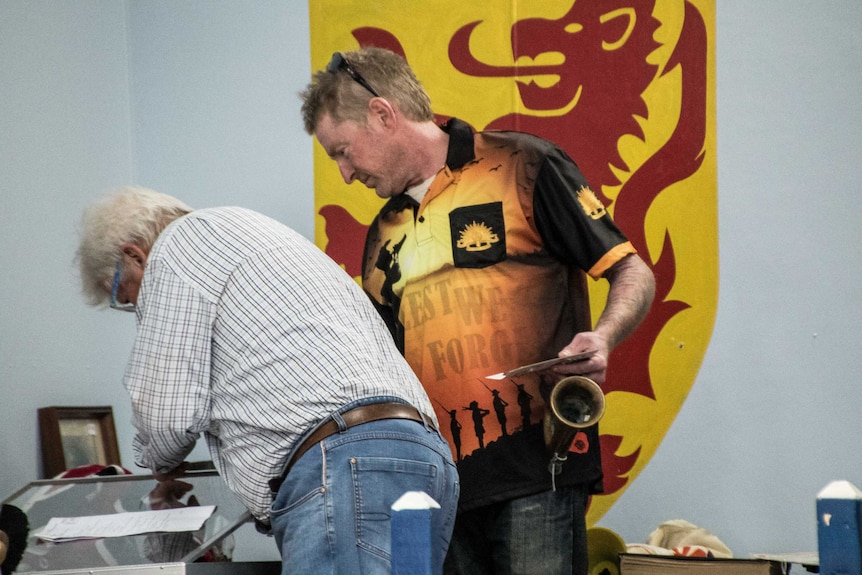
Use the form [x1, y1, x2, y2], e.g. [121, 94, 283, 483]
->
[309, 0, 717, 523]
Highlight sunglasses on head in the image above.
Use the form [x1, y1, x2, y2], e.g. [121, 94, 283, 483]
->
[327, 52, 380, 98]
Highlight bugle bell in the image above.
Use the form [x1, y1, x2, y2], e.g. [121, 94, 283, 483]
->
[543, 375, 605, 476]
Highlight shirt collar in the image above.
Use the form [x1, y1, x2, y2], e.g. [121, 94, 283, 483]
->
[440, 117, 475, 170]
[379, 117, 475, 217]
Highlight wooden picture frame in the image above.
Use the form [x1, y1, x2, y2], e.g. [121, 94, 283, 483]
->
[38, 406, 121, 478]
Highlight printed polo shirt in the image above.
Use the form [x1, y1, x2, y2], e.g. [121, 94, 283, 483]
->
[363, 118, 635, 509]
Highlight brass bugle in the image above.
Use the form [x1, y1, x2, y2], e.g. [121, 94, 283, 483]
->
[543, 375, 605, 459]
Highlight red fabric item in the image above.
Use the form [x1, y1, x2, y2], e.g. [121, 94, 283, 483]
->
[673, 545, 713, 557]
[57, 464, 132, 478]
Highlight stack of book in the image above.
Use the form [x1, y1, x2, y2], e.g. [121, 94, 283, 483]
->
[620, 554, 786, 575]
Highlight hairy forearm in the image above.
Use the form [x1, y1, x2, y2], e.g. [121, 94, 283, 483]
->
[594, 254, 656, 351]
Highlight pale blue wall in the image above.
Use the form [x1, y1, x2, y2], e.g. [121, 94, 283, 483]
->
[1, 0, 860, 561]
[126, 1, 312, 225]
[1, 0, 138, 499]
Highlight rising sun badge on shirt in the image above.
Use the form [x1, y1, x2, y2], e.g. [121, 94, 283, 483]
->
[456, 221, 499, 252]
[449, 202, 506, 268]
[576, 186, 607, 220]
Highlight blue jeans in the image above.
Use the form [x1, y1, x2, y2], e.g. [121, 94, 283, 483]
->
[444, 486, 589, 575]
[270, 401, 460, 575]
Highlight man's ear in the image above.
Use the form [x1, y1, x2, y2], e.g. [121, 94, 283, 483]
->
[121, 242, 149, 269]
[369, 97, 396, 129]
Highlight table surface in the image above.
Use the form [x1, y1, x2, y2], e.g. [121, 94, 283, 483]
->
[3, 471, 250, 573]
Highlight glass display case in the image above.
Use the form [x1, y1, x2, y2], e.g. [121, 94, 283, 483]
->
[2, 471, 280, 574]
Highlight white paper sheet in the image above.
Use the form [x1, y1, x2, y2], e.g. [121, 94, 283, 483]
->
[34, 505, 216, 542]
[485, 350, 596, 380]
[751, 552, 819, 566]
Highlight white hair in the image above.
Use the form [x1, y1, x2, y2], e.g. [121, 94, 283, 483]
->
[76, 186, 192, 306]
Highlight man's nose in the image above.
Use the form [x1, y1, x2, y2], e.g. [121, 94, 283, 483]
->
[336, 160, 355, 184]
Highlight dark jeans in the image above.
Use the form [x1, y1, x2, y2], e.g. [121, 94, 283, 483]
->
[444, 486, 589, 575]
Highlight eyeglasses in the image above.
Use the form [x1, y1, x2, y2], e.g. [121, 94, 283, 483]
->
[327, 52, 380, 98]
[110, 260, 136, 312]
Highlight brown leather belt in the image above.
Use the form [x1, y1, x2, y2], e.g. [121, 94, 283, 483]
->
[268, 402, 436, 494]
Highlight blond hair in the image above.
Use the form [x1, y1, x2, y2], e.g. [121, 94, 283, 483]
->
[300, 47, 434, 134]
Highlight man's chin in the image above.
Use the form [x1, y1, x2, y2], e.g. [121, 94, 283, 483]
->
[373, 187, 396, 199]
